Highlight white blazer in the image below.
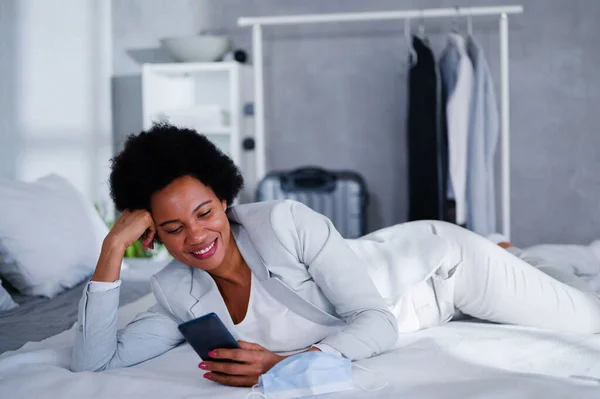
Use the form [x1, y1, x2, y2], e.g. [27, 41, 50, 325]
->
[72, 200, 451, 372]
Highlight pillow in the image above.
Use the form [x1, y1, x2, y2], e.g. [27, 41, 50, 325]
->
[0, 278, 18, 311]
[0, 174, 122, 298]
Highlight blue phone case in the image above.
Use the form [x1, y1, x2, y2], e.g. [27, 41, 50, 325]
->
[178, 312, 241, 362]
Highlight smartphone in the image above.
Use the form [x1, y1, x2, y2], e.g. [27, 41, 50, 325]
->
[178, 312, 241, 362]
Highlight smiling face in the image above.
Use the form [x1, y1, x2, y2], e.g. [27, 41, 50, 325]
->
[150, 175, 232, 271]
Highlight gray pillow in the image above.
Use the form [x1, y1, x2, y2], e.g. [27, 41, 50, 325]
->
[0, 174, 118, 298]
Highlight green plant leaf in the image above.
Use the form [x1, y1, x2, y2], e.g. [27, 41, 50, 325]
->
[124, 245, 135, 258]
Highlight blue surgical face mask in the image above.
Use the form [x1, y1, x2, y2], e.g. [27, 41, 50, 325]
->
[246, 351, 387, 399]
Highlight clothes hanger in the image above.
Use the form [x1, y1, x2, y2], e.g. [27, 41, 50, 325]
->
[405, 18, 418, 66]
[451, 6, 460, 33]
[467, 8, 473, 36]
[417, 9, 430, 45]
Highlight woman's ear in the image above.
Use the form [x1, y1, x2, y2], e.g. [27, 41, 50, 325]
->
[221, 199, 227, 211]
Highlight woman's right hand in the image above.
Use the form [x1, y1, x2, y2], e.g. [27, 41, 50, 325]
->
[92, 209, 156, 282]
[105, 209, 157, 254]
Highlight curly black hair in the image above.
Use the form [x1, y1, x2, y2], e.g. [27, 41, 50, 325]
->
[109, 122, 244, 211]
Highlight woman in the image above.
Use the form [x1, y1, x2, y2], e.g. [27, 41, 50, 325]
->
[71, 123, 600, 387]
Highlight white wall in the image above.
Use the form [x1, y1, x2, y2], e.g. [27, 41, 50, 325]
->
[0, 0, 112, 214]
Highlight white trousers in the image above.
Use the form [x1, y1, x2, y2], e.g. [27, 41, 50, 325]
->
[402, 222, 600, 334]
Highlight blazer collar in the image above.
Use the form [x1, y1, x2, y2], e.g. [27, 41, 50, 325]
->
[188, 221, 342, 329]
[231, 222, 270, 280]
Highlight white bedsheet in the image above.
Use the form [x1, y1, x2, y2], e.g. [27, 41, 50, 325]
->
[2, 244, 600, 399]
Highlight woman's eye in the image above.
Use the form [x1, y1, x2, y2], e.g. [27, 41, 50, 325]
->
[197, 210, 211, 218]
[167, 227, 182, 234]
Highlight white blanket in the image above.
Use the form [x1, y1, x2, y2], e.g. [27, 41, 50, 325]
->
[2, 243, 600, 399]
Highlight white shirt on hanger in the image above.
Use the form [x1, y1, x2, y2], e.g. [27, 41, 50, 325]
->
[444, 33, 474, 225]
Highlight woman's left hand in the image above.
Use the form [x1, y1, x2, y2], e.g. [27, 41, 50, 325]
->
[199, 341, 284, 387]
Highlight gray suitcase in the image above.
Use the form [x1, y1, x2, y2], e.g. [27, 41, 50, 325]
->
[256, 167, 368, 238]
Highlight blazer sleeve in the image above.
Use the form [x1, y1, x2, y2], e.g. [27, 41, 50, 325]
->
[71, 276, 184, 372]
[273, 200, 399, 360]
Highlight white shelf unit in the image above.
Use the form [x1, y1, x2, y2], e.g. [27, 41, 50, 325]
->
[142, 62, 256, 203]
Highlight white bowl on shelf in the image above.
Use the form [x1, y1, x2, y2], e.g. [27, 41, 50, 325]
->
[160, 35, 231, 63]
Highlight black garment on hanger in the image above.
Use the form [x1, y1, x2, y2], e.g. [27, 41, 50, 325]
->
[407, 36, 448, 221]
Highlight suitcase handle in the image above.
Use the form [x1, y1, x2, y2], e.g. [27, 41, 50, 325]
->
[280, 167, 337, 193]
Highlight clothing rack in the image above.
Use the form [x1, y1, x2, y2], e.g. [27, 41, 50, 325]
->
[238, 5, 524, 239]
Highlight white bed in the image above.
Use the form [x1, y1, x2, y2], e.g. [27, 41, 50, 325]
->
[2, 245, 600, 399]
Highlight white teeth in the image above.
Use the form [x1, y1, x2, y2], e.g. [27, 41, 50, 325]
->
[193, 241, 215, 255]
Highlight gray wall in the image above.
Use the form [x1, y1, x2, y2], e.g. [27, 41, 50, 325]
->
[112, 0, 600, 246]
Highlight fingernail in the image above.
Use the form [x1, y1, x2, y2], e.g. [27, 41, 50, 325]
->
[204, 373, 212, 380]
[198, 363, 207, 369]
[208, 351, 217, 357]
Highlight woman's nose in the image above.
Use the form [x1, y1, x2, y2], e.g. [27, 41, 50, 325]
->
[185, 222, 208, 244]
